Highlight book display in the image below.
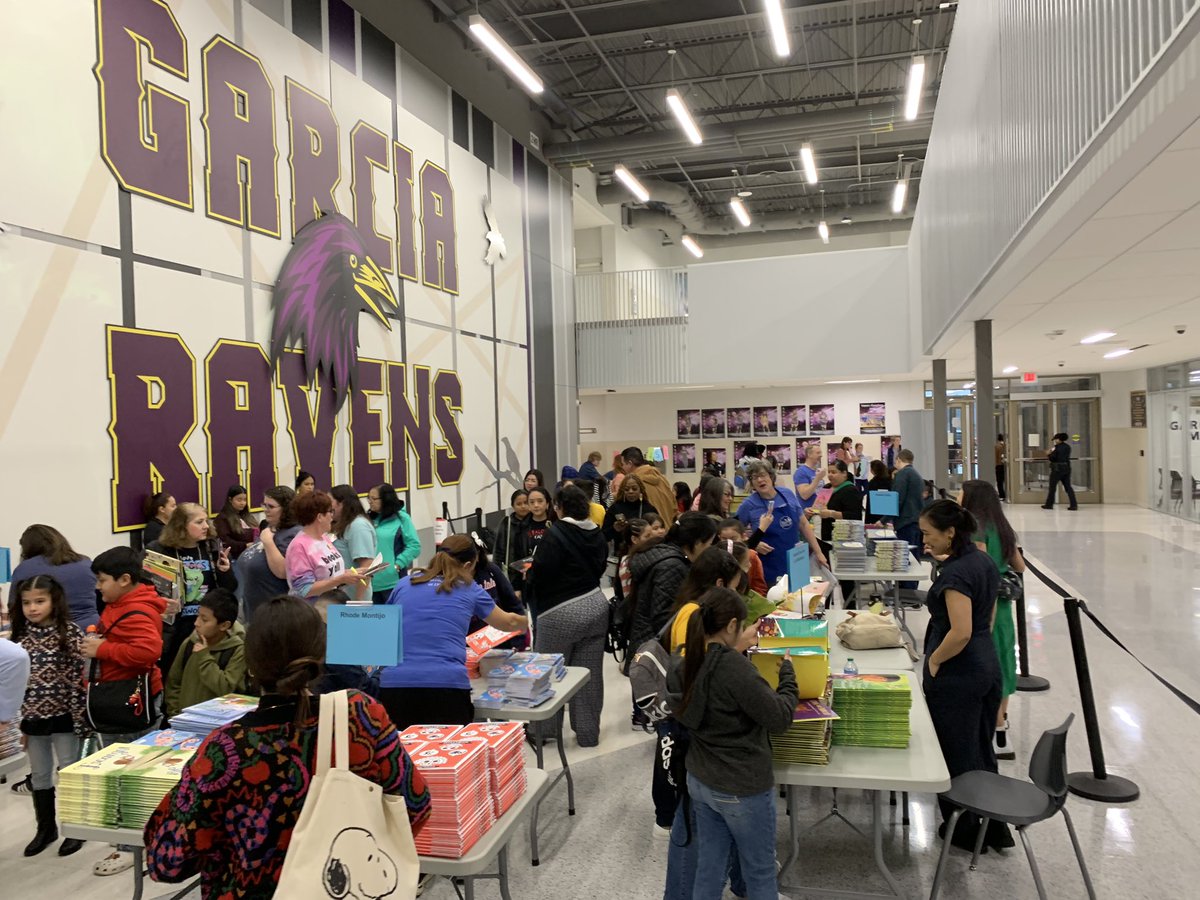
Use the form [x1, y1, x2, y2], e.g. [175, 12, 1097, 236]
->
[170, 694, 259, 734]
[405, 738, 497, 857]
[830, 672, 912, 749]
[455, 722, 528, 817]
[119, 748, 195, 826]
[770, 691, 839, 766]
[476, 652, 565, 710]
[58, 743, 172, 827]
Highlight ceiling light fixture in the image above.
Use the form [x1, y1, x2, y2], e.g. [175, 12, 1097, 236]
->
[738, 189, 753, 198]
[800, 143, 819, 184]
[963, 382, 975, 389]
[1080, 331, 1116, 344]
[613, 164, 650, 203]
[904, 55, 926, 120]
[841, 214, 852, 224]
[665, 89, 703, 145]
[1002, 366, 1019, 374]
[818, 220, 830, 244]
[892, 177, 909, 213]
[827, 379, 881, 385]
[730, 196, 752, 228]
[1104, 348, 1133, 359]
[468, 15, 544, 95]
[763, 0, 790, 57]
[681, 234, 704, 258]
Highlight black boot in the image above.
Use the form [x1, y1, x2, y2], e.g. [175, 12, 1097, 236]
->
[58, 838, 85, 856]
[24, 788, 58, 857]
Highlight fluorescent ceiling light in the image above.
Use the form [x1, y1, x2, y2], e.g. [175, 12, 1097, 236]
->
[737, 189, 754, 198]
[1080, 331, 1115, 344]
[730, 197, 752, 227]
[613, 164, 650, 203]
[817, 220, 830, 244]
[963, 382, 975, 389]
[827, 379, 881, 384]
[1104, 348, 1133, 359]
[681, 234, 704, 258]
[1002, 366, 1018, 374]
[763, 0, 790, 57]
[904, 55, 926, 120]
[799, 143, 819, 184]
[891, 179, 908, 213]
[666, 89, 703, 145]
[468, 15, 544, 95]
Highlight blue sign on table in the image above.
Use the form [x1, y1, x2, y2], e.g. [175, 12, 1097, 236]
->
[327, 605, 403, 666]
[0, 547, 10, 583]
[788, 543, 810, 590]
[868, 491, 899, 517]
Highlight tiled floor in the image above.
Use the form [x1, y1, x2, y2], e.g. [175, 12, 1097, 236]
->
[3, 503, 1198, 898]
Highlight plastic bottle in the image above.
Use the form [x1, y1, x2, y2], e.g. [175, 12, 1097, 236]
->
[843, 657, 858, 676]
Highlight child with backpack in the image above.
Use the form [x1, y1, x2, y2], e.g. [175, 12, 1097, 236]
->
[164, 588, 247, 718]
[10, 574, 89, 858]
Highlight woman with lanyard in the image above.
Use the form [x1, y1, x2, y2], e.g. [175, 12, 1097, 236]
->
[735, 461, 826, 590]
[919, 499, 1013, 853]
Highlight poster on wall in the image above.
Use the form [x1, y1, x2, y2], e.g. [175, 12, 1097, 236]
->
[781, 405, 808, 436]
[677, 410, 701, 438]
[702, 447, 728, 477]
[702, 408, 726, 438]
[727, 407, 752, 437]
[734, 440, 758, 463]
[880, 436, 901, 468]
[1130, 391, 1147, 428]
[753, 406, 779, 436]
[809, 404, 835, 435]
[766, 443, 793, 473]
[673, 443, 697, 473]
[859, 402, 886, 434]
[826, 443, 842, 465]
[796, 438, 818, 461]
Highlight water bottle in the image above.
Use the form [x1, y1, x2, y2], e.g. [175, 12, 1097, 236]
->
[843, 657, 858, 676]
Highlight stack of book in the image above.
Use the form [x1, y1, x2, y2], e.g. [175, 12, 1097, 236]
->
[406, 738, 496, 857]
[478, 648, 514, 677]
[398, 724, 463, 746]
[0, 722, 22, 760]
[59, 744, 168, 827]
[478, 659, 557, 710]
[871, 540, 912, 572]
[832, 519, 865, 543]
[830, 672, 912, 749]
[119, 748, 195, 826]
[832, 540, 868, 573]
[132, 729, 205, 752]
[456, 722, 527, 817]
[504, 651, 566, 681]
[770, 692, 838, 766]
[170, 694, 258, 735]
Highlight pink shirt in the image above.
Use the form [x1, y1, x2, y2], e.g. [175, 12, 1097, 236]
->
[285, 531, 345, 598]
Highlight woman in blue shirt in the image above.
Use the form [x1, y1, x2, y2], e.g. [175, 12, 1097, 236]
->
[736, 461, 826, 588]
[11, 525, 99, 630]
[378, 535, 528, 729]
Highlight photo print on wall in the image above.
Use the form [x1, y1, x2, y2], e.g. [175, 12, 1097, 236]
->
[727, 407, 752, 437]
[703, 447, 727, 477]
[702, 408, 726, 438]
[796, 438, 818, 461]
[677, 409, 701, 438]
[809, 404, 836, 435]
[859, 402, 886, 434]
[781, 405, 808, 437]
[673, 443, 697, 473]
[826, 443, 842, 465]
[753, 406, 779, 437]
[765, 443, 793, 473]
[880, 436, 901, 468]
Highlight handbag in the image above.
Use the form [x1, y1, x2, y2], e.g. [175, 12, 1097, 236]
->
[834, 610, 904, 650]
[998, 568, 1024, 604]
[274, 691, 420, 900]
[85, 610, 157, 734]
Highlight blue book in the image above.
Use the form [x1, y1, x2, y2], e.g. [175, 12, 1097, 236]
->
[869, 491, 900, 517]
[327, 605, 403, 666]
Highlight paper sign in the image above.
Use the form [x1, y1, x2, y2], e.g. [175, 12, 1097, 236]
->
[0, 547, 10, 583]
[326, 605, 403, 666]
[433, 517, 449, 546]
[869, 491, 899, 517]
[788, 543, 810, 591]
[1027, 434, 1041, 448]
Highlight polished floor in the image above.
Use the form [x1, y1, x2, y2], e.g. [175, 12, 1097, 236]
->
[2, 503, 1198, 898]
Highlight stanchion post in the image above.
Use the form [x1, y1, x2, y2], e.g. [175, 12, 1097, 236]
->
[1063, 597, 1139, 803]
[1015, 573, 1050, 692]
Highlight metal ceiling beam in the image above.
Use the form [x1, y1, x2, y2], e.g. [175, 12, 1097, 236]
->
[565, 49, 940, 99]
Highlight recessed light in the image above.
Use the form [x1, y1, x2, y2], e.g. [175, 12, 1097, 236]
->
[1002, 366, 1018, 374]
[1104, 348, 1133, 359]
[841, 215, 852, 224]
[1081, 331, 1115, 344]
[737, 190, 753, 198]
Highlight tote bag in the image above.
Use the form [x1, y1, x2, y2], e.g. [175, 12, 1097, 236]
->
[275, 691, 420, 900]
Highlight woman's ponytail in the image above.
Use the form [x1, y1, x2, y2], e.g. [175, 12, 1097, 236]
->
[677, 587, 749, 714]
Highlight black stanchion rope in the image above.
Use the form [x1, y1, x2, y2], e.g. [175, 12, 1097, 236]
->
[1023, 557, 1200, 716]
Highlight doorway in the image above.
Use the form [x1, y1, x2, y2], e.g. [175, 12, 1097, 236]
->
[1010, 398, 1102, 504]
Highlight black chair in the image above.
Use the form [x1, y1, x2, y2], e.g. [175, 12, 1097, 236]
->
[929, 714, 1095, 900]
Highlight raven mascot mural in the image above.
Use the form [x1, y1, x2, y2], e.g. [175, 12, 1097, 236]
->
[270, 211, 399, 412]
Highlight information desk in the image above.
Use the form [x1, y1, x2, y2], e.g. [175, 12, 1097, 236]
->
[774, 668, 949, 900]
[0, 751, 28, 779]
[470, 665, 591, 865]
[826, 609, 918, 672]
[830, 554, 933, 643]
[61, 768, 550, 900]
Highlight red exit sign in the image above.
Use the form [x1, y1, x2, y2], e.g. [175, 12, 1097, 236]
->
[1021, 372, 1039, 384]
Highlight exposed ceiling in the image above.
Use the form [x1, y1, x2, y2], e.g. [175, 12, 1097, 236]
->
[431, 0, 957, 240]
[937, 115, 1200, 380]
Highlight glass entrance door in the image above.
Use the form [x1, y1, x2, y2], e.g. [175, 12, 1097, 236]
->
[1012, 397, 1102, 504]
[947, 401, 973, 493]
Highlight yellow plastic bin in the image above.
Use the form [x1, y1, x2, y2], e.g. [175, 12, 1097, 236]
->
[750, 647, 829, 699]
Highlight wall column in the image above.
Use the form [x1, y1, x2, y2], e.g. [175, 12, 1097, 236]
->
[974, 320, 996, 488]
[932, 358, 949, 491]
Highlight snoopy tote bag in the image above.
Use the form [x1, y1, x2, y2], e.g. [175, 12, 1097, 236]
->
[275, 690, 420, 900]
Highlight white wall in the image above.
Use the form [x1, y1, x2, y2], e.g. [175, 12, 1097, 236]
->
[687, 246, 912, 383]
[578, 381, 924, 487]
[1100, 369, 1149, 505]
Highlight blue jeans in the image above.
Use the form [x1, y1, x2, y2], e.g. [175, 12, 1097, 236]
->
[688, 774, 778, 900]
[26, 732, 82, 790]
[664, 793, 746, 899]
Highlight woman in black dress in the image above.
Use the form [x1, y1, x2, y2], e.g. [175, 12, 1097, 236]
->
[919, 500, 1012, 852]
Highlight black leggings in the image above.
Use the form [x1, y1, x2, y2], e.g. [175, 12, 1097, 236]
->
[378, 687, 474, 730]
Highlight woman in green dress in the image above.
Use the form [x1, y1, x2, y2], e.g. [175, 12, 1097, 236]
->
[960, 479, 1025, 760]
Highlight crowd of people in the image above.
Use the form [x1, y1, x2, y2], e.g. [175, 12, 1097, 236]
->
[0, 443, 1029, 899]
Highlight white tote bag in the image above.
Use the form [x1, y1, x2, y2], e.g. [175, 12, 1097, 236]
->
[274, 690, 420, 900]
